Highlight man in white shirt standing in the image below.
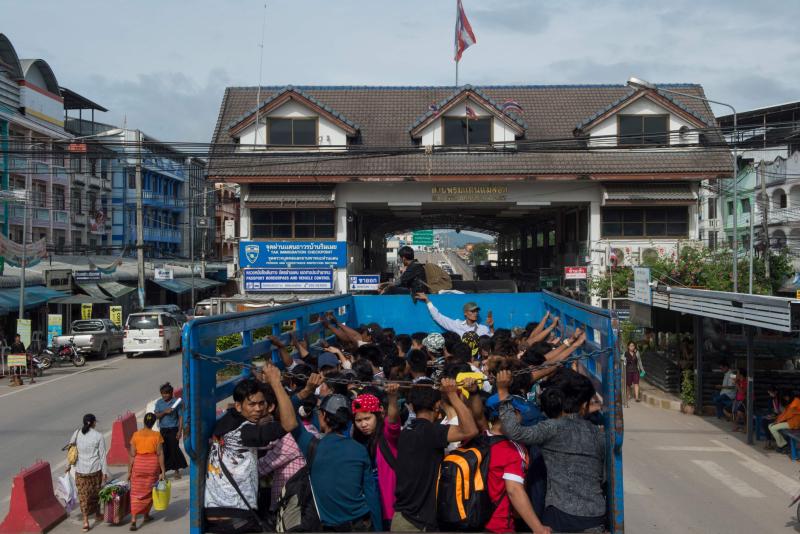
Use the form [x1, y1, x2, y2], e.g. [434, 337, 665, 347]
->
[415, 294, 493, 337]
[712, 361, 737, 419]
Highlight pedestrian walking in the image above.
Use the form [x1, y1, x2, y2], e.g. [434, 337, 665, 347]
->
[127, 413, 166, 531]
[154, 382, 187, 478]
[69, 414, 108, 532]
[623, 342, 644, 403]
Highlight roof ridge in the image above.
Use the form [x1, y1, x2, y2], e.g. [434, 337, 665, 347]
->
[224, 83, 703, 90]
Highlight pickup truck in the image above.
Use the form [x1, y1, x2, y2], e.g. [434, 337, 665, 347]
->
[53, 319, 124, 360]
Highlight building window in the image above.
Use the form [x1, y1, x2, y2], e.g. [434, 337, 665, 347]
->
[443, 117, 492, 145]
[250, 209, 335, 239]
[727, 200, 734, 216]
[53, 186, 66, 210]
[741, 198, 751, 213]
[778, 193, 787, 209]
[267, 118, 317, 146]
[128, 170, 136, 189]
[707, 199, 717, 219]
[601, 207, 688, 237]
[709, 231, 718, 250]
[618, 115, 669, 146]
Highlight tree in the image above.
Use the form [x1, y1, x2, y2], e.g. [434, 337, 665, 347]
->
[468, 242, 493, 265]
[588, 244, 794, 299]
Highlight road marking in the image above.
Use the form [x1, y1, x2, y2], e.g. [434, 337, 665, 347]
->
[739, 460, 800, 495]
[709, 439, 762, 462]
[655, 446, 729, 452]
[691, 460, 765, 498]
[0, 358, 119, 400]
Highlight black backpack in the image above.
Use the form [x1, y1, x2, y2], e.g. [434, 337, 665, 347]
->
[436, 434, 506, 531]
[276, 438, 322, 532]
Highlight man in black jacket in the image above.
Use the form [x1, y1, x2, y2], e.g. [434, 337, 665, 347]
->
[381, 246, 427, 295]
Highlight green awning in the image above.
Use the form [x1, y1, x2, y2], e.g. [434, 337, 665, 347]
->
[0, 286, 67, 314]
[50, 294, 111, 305]
[99, 281, 136, 298]
[153, 277, 223, 294]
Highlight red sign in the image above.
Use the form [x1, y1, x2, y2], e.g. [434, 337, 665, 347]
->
[67, 143, 87, 153]
[564, 266, 587, 280]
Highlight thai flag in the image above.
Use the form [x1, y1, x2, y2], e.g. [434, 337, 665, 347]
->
[465, 104, 478, 119]
[454, 0, 477, 62]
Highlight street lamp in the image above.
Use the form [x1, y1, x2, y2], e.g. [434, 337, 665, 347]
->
[0, 189, 30, 318]
[627, 77, 740, 292]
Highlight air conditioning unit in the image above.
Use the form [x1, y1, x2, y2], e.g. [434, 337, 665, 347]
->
[641, 247, 660, 264]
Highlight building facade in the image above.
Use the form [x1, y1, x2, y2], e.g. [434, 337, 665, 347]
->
[214, 183, 238, 260]
[208, 83, 730, 300]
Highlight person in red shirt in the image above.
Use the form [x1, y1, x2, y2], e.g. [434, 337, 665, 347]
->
[484, 394, 551, 534]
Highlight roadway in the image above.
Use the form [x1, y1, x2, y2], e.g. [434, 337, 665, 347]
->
[417, 249, 474, 281]
[0, 350, 183, 509]
[624, 401, 800, 533]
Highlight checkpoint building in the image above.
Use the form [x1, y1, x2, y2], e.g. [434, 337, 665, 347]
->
[207, 83, 731, 299]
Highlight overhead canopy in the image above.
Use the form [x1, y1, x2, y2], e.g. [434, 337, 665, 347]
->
[99, 281, 136, 298]
[245, 186, 335, 208]
[50, 294, 111, 305]
[0, 286, 66, 314]
[153, 277, 224, 295]
[77, 283, 109, 300]
[603, 183, 697, 206]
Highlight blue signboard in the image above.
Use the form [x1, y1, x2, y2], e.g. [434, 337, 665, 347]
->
[239, 241, 347, 268]
[244, 268, 334, 292]
[349, 274, 381, 291]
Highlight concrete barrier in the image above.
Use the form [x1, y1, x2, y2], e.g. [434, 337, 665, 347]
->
[107, 412, 138, 466]
[0, 461, 66, 533]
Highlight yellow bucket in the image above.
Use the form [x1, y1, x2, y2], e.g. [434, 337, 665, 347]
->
[152, 480, 171, 511]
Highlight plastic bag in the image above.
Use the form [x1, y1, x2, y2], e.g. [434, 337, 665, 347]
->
[152, 479, 171, 511]
[55, 472, 77, 512]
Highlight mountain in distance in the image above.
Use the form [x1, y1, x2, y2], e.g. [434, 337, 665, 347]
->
[434, 230, 493, 249]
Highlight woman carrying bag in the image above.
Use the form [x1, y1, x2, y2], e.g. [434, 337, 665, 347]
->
[68, 413, 108, 532]
[623, 341, 645, 403]
[127, 413, 166, 531]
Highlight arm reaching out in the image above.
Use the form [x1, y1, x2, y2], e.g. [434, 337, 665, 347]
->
[441, 378, 478, 443]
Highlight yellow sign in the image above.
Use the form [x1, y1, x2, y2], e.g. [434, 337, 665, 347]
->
[7, 354, 27, 367]
[16, 319, 31, 349]
[110, 306, 122, 328]
[796, 290, 800, 300]
[81, 303, 93, 320]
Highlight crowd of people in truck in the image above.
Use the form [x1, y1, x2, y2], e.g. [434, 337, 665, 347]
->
[201, 294, 608, 534]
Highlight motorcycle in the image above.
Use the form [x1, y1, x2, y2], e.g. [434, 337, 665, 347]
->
[790, 472, 800, 523]
[29, 352, 46, 377]
[39, 340, 86, 368]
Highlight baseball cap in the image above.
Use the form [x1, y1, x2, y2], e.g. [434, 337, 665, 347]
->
[423, 333, 445, 354]
[320, 394, 351, 418]
[463, 302, 480, 312]
[317, 352, 340, 370]
[485, 393, 531, 420]
[461, 331, 480, 357]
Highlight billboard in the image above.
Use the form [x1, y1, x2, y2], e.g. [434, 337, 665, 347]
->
[243, 268, 334, 292]
[239, 241, 347, 268]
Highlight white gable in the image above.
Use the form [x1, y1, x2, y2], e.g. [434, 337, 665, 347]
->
[418, 100, 519, 146]
[586, 97, 699, 147]
[236, 99, 348, 150]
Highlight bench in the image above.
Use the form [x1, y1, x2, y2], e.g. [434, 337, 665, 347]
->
[779, 429, 800, 461]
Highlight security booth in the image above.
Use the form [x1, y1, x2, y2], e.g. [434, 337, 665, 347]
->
[631, 281, 800, 444]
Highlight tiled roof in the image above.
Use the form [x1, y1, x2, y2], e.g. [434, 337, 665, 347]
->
[245, 186, 334, 205]
[408, 85, 527, 133]
[209, 84, 730, 178]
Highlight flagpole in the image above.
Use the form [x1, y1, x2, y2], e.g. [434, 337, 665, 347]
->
[455, 60, 459, 87]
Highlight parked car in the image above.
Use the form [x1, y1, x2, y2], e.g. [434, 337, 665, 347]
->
[193, 299, 213, 317]
[124, 312, 182, 358]
[143, 304, 188, 326]
[53, 319, 124, 360]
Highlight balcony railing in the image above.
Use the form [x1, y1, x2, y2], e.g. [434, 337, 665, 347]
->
[53, 211, 69, 224]
[33, 208, 49, 223]
[768, 207, 794, 225]
[10, 156, 26, 171]
[52, 165, 69, 184]
[32, 161, 49, 181]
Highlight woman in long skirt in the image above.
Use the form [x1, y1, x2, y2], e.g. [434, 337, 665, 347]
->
[71, 414, 108, 532]
[127, 413, 165, 531]
[154, 382, 187, 478]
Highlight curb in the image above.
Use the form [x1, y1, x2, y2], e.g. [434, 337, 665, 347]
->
[640, 390, 682, 412]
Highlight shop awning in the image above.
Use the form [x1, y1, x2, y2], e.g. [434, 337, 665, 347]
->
[245, 186, 335, 208]
[77, 283, 109, 300]
[0, 286, 67, 314]
[99, 281, 136, 298]
[153, 277, 223, 295]
[603, 183, 697, 206]
[50, 294, 111, 305]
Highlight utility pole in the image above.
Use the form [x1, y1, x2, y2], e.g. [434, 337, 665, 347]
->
[189, 166, 195, 307]
[759, 163, 770, 281]
[749, 201, 754, 294]
[135, 129, 146, 309]
[201, 184, 207, 278]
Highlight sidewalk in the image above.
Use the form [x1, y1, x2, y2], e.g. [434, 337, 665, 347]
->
[52, 471, 189, 533]
[634, 380, 683, 412]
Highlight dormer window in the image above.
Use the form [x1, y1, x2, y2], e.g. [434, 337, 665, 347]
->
[443, 117, 492, 146]
[618, 115, 669, 146]
[268, 118, 317, 146]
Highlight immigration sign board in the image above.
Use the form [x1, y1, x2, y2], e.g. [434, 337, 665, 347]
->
[349, 275, 381, 291]
[564, 266, 587, 280]
[240, 241, 347, 268]
[243, 268, 334, 292]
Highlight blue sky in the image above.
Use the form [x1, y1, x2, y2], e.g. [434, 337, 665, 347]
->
[4, 0, 798, 141]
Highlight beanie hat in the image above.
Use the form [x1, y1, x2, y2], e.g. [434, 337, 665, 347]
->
[423, 333, 445, 354]
[351, 393, 382, 414]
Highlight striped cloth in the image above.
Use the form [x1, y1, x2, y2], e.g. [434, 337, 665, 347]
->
[130, 453, 160, 515]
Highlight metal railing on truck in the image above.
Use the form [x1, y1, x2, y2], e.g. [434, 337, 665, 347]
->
[183, 292, 623, 533]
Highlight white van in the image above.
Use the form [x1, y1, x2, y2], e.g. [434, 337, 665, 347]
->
[124, 312, 181, 357]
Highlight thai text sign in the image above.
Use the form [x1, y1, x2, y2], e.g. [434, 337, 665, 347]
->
[633, 267, 652, 306]
[431, 185, 507, 202]
[74, 270, 101, 282]
[47, 314, 63, 347]
[349, 275, 380, 291]
[110, 306, 123, 328]
[244, 268, 334, 292]
[564, 266, 587, 280]
[81, 303, 93, 320]
[239, 241, 347, 268]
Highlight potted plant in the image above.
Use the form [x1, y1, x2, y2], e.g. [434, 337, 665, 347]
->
[680, 369, 696, 415]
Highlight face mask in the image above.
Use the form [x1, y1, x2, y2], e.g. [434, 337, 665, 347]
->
[315, 385, 322, 397]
